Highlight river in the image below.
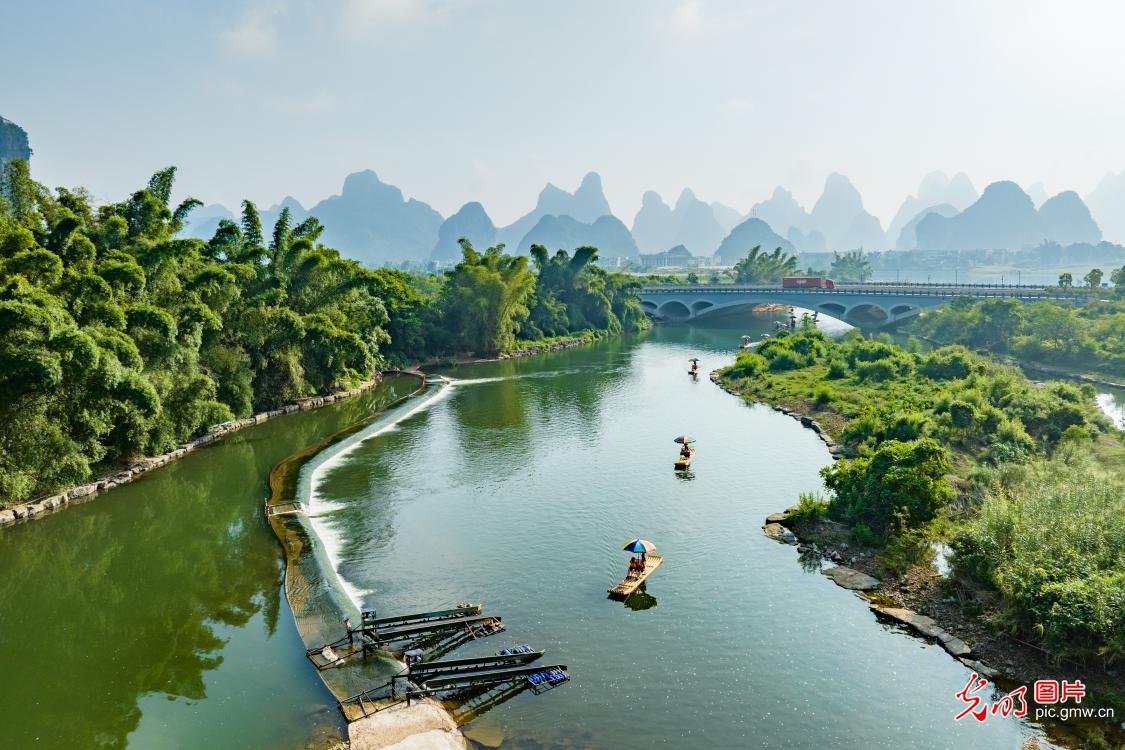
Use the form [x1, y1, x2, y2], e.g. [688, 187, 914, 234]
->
[0, 320, 1056, 749]
[303, 320, 1046, 749]
[0, 377, 417, 750]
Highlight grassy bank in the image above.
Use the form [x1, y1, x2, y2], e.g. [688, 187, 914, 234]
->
[719, 327, 1124, 671]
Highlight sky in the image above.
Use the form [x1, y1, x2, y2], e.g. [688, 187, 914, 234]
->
[3, 0, 1125, 227]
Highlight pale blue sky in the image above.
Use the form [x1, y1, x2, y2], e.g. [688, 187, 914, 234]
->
[3, 0, 1124, 225]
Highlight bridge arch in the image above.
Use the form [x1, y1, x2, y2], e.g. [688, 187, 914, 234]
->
[816, 302, 847, 318]
[691, 300, 715, 314]
[658, 300, 691, 321]
[890, 303, 918, 317]
[845, 303, 889, 327]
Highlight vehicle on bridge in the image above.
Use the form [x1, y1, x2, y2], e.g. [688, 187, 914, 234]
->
[782, 276, 836, 289]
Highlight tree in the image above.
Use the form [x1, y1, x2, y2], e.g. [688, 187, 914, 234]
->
[1058, 272, 1073, 289]
[0, 163, 393, 505]
[441, 241, 536, 355]
[829, 250, 872, 283]
[733, 246, 798, 284]
[1111, 265, 1125, 290]
[1084, 267, 1103, 289]
[821, 438, 954, 539]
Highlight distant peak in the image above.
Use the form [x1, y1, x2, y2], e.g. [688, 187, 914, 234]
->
[823, 172, 857, 191]
[578, 171, 603, 190]
[641, 190, 667, 207]
[675, 187, 699, 209]
[342, 169, 383, 192]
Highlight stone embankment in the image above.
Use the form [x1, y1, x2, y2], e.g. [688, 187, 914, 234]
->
[0, 378, 384, 529]
[760, 501, 996, 677]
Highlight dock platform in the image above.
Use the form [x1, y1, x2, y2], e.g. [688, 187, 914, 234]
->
[608, 555, 663, 599]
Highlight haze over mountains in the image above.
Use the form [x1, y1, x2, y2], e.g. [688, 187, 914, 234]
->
[175, 167, 1118, 266]
[5, 111, 1123, 266]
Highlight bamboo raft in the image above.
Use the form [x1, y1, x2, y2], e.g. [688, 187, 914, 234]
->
[608, 555, 663, 599]
[674, 449, 695, 470]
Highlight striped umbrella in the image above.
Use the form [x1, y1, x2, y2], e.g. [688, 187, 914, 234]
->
[673, 436, 694, 444]
[622, 539, 656, 553]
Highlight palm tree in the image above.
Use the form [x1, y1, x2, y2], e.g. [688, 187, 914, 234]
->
[733, 246, 799, 283]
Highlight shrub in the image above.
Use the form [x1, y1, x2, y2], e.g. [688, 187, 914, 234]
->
[845, 340, 897, 366]
[821, 438, 954, 539]
[953, 464, 1125, 660]
[842, 412, 883, 445]
[825, 358, 848, 379]
[851, 522, 876, 547]
[949, 400, 976, 429]
[727, 352, 767, 378]
[882, 412, 930, 442]
[920, 346, 975, 380]
[855, 358, 898, 381]
[768, 349, 806, 372]
[790, 491, 829, 522]
[814, 386, 833, 404]
[880, 514, 935, 575]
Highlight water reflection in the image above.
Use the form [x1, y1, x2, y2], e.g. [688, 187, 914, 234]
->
[622, 585, 659, 611]
[0, 378, 415, 750]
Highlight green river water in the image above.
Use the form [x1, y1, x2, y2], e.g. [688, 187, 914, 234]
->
[0, 320, 1061, 749]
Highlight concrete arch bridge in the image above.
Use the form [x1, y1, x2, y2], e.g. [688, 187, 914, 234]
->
[639, 283, 1085, 330]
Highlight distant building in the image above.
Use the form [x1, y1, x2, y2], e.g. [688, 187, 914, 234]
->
[638, 244, 704, 269]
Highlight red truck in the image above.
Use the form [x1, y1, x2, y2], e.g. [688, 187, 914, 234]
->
[781, 276, 836, 289]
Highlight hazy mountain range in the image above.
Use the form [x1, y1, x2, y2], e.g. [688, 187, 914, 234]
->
[4, 113, 1123, 266]
[173, 167, 1115, 264]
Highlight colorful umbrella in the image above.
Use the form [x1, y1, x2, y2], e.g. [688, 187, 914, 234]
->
[688, 357, 700, 362]
[622, 539, 656, 553]
[673, 436, 694, 444]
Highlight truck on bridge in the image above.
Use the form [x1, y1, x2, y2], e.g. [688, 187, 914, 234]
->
[782, 276, 836, 289]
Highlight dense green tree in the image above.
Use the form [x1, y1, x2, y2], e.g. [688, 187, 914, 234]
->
[441, 241, 536, 355]
[821, 438, 954, 539]
[829, 250, 872, 283]
[0, 162, 392, 504]
[733, 246, 798, 284]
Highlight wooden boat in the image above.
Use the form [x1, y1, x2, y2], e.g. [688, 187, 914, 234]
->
[608, 555, 663, 599]
[674, 448, 695, 470]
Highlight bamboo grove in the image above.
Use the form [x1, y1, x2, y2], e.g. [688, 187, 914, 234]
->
[0, 164, 647, 505]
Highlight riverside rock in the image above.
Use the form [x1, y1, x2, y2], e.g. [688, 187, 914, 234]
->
[763, 522, 798, 545]
[823, 566, 881, 591]
[873, 606, 971, 656]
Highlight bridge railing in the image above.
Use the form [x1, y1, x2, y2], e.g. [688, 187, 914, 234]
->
[639, 284, 1087, 302]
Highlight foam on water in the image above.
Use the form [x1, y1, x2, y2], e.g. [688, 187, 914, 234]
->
[300, 382, 454, 608]
[300, 375, 510, 609]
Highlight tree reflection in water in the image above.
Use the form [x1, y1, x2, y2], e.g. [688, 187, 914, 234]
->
[0, 378, 415, 749]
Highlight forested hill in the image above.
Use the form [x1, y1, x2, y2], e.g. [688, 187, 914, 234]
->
[0, 162, 646, 506]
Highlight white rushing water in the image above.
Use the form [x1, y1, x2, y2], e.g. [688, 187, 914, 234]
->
[300, 380, 456, 609]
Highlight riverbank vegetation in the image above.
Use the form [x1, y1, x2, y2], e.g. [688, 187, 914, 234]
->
[721, 327, 1124, 663]
[0, 162, 646, 506]
[908, 294, 1125, 378]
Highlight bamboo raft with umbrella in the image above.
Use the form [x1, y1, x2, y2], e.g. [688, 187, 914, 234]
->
[609, 539, 663, 599]
[673, 435, 695, 470]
